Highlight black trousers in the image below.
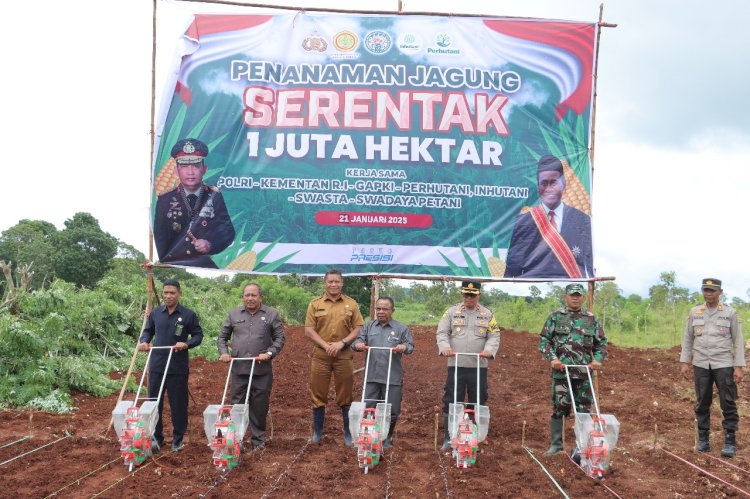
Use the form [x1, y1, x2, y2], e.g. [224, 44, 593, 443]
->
[364, 382, 403, 418]
[231, 370, 273, 446]
[694, 365, 738, 432]
[442, 367, 488, 414]
[148, 371, 188, 444]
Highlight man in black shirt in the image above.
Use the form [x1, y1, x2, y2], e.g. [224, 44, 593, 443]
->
[138, 279, 203, 451]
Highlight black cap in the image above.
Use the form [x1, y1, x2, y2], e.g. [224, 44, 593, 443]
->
[171, 138, 208, 165]
[461, 280, 481, 295]
[537, 154, 564, 175]
[701, 278, 722, 290]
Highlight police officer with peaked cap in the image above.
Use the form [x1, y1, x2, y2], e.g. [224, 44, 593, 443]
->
[681, 278, 745, 457]
[153, 138, 235, 268]
[436, 280, 502, 450]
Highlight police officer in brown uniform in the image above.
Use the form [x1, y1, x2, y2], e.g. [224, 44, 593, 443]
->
[153, 138, 235, 268]
[436, 281, 501, 450]
[218, 283, 285, 450]
[681, 278, 745, 457]
[305, 270, 364, 446]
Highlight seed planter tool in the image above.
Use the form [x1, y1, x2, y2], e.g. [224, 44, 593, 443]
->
[349, 346, 394, 474]
[565, 364, 620, 478]
[203, 357, 257, 471]
[111, 345, 174, 471]
[448, 352, 490, 468]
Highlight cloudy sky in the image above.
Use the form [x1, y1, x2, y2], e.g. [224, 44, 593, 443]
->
[2, 0, 749, 299]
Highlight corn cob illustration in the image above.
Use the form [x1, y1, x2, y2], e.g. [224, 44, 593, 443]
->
[560, 159, 591, 216]
[487, 256, 506, 277]
[154, 158, 179, 195]
[225, 250, 257, 271]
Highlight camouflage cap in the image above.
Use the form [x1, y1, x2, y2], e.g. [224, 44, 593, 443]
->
[171, 138, 208, 165]
[701, 278, 722, 291]
[565, 283, 585, 295]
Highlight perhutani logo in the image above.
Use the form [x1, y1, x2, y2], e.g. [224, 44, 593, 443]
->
[364, 30, 393, 55]
[397, 32, 422, 54]
[302, 33, 328, 52]
[428, 33, 460, 55]
[333, 31, 359, 52]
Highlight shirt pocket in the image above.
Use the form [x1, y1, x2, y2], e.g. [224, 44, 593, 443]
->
[314, 309, 328, 318]
[474, 319, 489, 337]
[692, 318, 705, 335]
[553, 325, 571, 344]
[582, 331, 594, 348]
[716, 318, 731, 334]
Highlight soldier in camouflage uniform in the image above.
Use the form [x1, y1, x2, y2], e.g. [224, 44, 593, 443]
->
[538, 283, 607, 455]
[436, 280, 502, 450]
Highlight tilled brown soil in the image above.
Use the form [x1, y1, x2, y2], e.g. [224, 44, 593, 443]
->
[0, 326, 748, 498]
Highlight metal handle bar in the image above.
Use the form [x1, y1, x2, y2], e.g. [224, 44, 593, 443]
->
[450, 352, 482, 408]
[134, 346, 174, 408]
[359, 346, 395, 407]
[563, 364, 601, 420]
[221, 357, 258, 407]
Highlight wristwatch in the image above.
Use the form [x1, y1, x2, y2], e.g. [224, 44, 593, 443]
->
[266, 351, 273, 358]
[341, 339, 350, 348]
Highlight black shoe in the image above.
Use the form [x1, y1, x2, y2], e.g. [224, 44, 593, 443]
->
[151, 438, 162, 454]
[171, 442, 185, 452]
[721, 431, 736, 458]
[252, 442, 265, 450]
[696, 430, 710, 453]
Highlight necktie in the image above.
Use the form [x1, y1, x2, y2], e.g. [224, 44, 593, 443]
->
[548, 210, 558, 231]
[187, 194, 198, 207]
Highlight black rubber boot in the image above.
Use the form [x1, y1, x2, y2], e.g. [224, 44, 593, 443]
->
[441, 413, 451, 450]
[721, 430, 736, 457]
[383, 418, 397, 449]
[342, 406, 353, 447]
[696, 429, 710, 452]
[311, 407, 325, 444]
[544, 417, 564, 456]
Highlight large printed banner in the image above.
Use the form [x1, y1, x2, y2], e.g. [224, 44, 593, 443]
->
[152, 11, 597, 279]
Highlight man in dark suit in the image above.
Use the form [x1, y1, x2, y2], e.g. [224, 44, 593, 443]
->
[504, 155, 593, 278]
[153, 138, 235, 268]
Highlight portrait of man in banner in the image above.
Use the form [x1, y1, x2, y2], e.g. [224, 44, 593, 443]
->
[504, 154, 593, 279]
[153, 138, 235, 268]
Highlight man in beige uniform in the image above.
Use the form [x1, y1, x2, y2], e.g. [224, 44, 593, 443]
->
[305, 269, 364, 446]
[436, 280, 501, 450]
[681, 278, 745, 457]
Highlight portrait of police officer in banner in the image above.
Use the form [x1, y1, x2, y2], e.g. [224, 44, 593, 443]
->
[153, 138, 235, 268]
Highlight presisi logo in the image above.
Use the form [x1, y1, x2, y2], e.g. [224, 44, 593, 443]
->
[333, 31, 359, 52]
[350, 253, 394, 262]
[364, 30, 392, 55]
[302, 34, 328, 52]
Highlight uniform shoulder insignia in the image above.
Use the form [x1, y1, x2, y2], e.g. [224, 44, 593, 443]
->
[206, 185, 220, 193]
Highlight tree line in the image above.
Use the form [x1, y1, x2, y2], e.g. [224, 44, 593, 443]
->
[1, 213, 747, 411]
